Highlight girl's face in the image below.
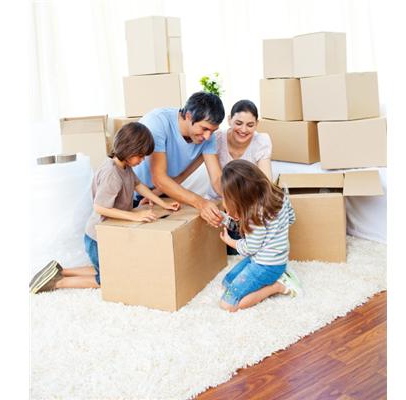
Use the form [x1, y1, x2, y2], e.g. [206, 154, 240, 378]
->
[228, 111, 257, 145]
[126, 154, 145, 167]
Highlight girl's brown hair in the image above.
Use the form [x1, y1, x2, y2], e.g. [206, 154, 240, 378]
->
[221, 159, 285, 235]
[110, 122, 154, 161]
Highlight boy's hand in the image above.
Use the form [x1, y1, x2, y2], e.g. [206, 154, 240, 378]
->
[139, 197, 153, 207]
[163, 201, 180, 211]
[132, 209, 157, 223]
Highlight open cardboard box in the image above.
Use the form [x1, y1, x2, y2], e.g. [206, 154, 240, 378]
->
[96, 202, 227, 311]
[278, 170, 383, 263]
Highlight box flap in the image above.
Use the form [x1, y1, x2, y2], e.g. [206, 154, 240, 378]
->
[278, 173, 344, 189]
[60, 115, 107, 135]
[343, 170, 383, 196]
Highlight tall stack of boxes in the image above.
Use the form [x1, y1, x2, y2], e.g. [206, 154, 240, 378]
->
[259, 32, 386, 263]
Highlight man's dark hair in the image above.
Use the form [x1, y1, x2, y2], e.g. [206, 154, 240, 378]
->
[111, 122, 154, 161]
[179, 91, 225, 125]
[230, 99, 258, 120]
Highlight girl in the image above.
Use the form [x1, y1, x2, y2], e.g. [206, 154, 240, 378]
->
[30, 122, 180, 294]
[219, 159, 302, 312]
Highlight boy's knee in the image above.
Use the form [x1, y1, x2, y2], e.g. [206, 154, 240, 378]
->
[220, 300, 238, 312]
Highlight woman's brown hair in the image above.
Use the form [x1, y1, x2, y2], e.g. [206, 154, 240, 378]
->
[221, 159, 285, 235]
[111, 122, 154, 161]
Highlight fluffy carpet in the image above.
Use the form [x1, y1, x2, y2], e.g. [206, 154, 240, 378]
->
[30, 236, 386, 400]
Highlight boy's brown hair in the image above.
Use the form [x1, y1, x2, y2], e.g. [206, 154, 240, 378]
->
[111, 122, 154, 161]
[221, 159, 285, 235]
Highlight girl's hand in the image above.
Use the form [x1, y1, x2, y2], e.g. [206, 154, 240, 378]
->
[132, 209, 157, 223]
[163, 201, 180, 211]
[220, 227, 232, 245]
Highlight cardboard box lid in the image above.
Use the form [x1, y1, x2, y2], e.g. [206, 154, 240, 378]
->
[278, 170, 383, 196]
[97, 204, 201, 232]
[60, 115, 107, 135]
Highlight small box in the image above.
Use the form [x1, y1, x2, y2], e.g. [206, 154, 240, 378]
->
[123, 73, 187, 117]
[263, 38, 293, 78]
[126, 16, 169, 76]
[168, 37, 183, 72]
[293, 32, 347, 78]
[318, 117, 387, 169]
[257, 119, 319, 164]
[300, 72, 380, 121]
[60, 115, 107, 170]
[166, 17, 181, 37]
[260, 78, 302, 121]
[96, 203, 228, 311]
[112, 117, 141, 134]
[279, 170, 383, 262]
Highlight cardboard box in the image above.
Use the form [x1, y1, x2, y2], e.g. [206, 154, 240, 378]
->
[300, 72, 380, 121]
[168, 37, 183, 72]
[318, 117, 387, 169]
[126, 16, 169, 76]
[60, 115, 107, 170]
[257, 119, 319, 164]
[112, 117, 141, 134]
[293, 32, 347, 78]
[263, 38, 293, 78]
[278, 170, 383, 262]
[123, 73, 186, 117]
[166, 17, 181, 37]
[96, 203, 227, 311]
[260, 78, 302, 121]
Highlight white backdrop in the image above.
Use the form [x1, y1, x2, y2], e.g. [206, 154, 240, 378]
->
[31, 0, 391, 158]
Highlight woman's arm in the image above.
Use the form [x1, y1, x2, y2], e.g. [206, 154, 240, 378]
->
[257, 158, 273, 181]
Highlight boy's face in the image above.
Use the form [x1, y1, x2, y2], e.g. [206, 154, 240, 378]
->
[126, 155, 145, 167]
[186, 113, 218, 144]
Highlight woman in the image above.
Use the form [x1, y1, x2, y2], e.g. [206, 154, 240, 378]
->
[207, 99, 273, 200]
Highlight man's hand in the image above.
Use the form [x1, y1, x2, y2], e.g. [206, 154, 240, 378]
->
[220, 227, 237, 248]
[199, 199, 222, 228]
[131, 209, 157, 223]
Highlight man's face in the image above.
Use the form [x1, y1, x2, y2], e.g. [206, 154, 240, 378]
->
[186, 114, 219, 144]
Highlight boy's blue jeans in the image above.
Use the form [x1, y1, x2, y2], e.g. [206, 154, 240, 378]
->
[222, 257, 286, 306]
[84, 234, 100, 284]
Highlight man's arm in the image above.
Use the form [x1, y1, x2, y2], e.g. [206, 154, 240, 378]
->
[202, 153, 222, 196]
[150, 152, 222, 226]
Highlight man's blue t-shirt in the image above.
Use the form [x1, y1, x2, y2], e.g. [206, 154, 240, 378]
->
[134, 108, 217, 190]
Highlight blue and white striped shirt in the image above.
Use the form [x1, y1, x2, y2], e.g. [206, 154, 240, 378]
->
[236, 194, 295, 265]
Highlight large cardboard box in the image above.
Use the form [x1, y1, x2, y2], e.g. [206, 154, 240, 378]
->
[300, 72, 380, 121]
[126, 16, 169, 76]
[60, 115, 107, 170]
[166, 17, 181, 37]
[168, 37, 183, 73]
[263, 38, 293, 78]
[293, 32, 346, 78]
[96, 203, 228, 311]
[257, 119, 319, 164]
[278, 170, 383, 262]
[318, 117, 387, 169]
[123, 73, 186, 117]
[260, 78, 302, 121]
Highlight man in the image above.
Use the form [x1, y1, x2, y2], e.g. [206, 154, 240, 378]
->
[134, 91, 224, 227]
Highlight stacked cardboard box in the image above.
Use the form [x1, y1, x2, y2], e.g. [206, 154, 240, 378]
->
[123, 16, 186, 118]
[260, 32, 386, 262]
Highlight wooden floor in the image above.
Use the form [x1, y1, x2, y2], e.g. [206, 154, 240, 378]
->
[197, 291, 387, 400]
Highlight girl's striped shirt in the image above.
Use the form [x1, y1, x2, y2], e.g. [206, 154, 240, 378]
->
[236, 193, 296, 265]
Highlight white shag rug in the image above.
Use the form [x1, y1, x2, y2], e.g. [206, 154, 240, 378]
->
[30, 236, 386, 400]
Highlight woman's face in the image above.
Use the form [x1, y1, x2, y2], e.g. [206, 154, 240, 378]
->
[228, 111, 257, 145]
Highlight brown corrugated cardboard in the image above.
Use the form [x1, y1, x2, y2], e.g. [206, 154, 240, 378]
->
[260, 78, 302, 121]
[257, 119, 319, 164]
[293, 32, 347, 78]
[96, 203, 227, 311]
[168, 37, 183, 72]
[123, 73, 186, 117]
[126, 16, 169, 75]
[278, 170, 382, 262]
[60, 115, 107, 170]
[318, 117, 387, 169]
[263, 38, 293, 78]
[300, 72, 379, 121]
[166, 17, 181, 37]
